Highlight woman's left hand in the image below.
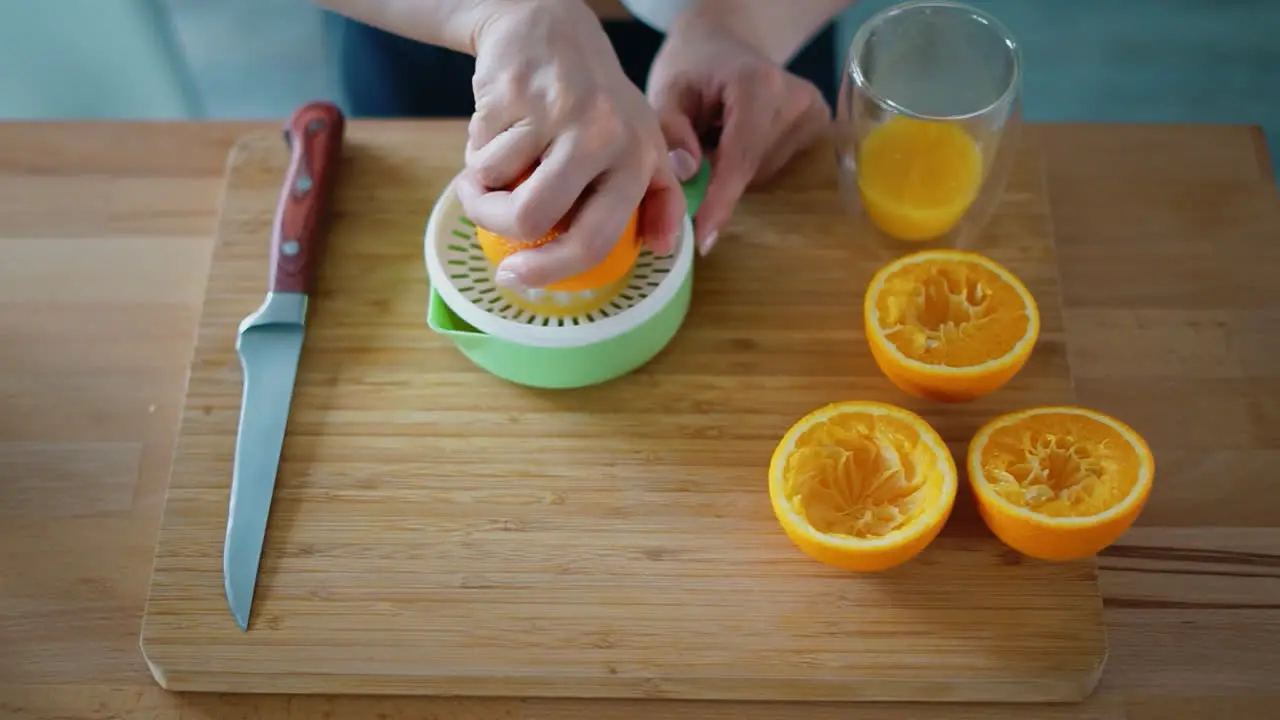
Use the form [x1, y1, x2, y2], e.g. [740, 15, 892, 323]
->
[647, 10, 833, 255]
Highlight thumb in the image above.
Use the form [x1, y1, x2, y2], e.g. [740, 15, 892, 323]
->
[655, 107, 702, 183]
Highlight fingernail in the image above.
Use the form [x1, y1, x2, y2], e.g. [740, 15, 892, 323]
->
[669, 149, 698, 182]
[494, 267, 523, 289]
[698, 230, 719, 257]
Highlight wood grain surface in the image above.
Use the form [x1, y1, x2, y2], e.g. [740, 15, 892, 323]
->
[138, 124, 1101, 702]
[1, 121, 1278, 719]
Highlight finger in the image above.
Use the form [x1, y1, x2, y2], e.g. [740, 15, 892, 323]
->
[496, 169, 647, 289]
[468, 99, 524, 153]
[455, 169, 549, 247]
[456, 131, 611, 242]
[455, 168, 513, 232]
[659, 114, 702, 183]
[656, 108, 699, 156]
[693, 155, 752, 256]
[649, 81, 704, 180]
[465, 119, 549, 190]
[501, 130, 614, 239]
[639, 162, 688, 257]
[693, 87, 777, 251]
[754, 87, 833, 182]
[655, 110, 702, 178]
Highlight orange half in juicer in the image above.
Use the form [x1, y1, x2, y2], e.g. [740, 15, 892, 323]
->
[475, 210, 641, 317]
[472, 170, 642, 318]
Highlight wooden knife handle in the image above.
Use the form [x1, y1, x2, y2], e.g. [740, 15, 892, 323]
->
[270, 100, 346, 294]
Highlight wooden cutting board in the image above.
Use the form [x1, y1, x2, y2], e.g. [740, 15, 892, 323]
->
[140, 122, 1105, 703]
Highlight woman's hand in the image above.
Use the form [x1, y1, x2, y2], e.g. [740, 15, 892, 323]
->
[648, 7, 836, 255]
[457, 0, 686, 290]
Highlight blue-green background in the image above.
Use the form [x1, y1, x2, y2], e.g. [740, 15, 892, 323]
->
[3, 0, 1276, 177]
[836, 0, 1279, 179]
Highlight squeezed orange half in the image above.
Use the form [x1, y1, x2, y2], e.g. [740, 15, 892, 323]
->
[864, 249, 1040, 402]
[769, 401, 958, 572]
[968, 406, 1155, 561]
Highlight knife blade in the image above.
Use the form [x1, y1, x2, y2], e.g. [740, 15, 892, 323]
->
[225, 100, 345, 631]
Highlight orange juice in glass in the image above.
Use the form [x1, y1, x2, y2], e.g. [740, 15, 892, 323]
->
[837, 1, 1021, 252]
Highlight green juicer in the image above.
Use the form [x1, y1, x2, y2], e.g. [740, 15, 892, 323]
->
[425, 162, 711, 389]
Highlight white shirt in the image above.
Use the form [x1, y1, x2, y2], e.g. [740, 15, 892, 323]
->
[616, 0, 689, 32]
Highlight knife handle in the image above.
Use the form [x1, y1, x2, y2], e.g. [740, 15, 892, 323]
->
[270, 100, 346, 295]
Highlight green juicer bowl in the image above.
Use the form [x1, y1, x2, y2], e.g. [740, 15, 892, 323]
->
[425, 162, 710, 390]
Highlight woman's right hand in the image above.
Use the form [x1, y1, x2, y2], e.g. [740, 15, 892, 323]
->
[456, 0, 686, 290]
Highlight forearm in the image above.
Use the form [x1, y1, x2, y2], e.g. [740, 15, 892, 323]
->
[315, 0, 563, 55]
[677, 0, 855, 64]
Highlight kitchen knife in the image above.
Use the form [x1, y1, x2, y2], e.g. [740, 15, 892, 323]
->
[225, 101, 345, 631]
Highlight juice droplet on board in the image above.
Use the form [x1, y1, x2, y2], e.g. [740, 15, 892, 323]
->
[857, 116, 983, 242]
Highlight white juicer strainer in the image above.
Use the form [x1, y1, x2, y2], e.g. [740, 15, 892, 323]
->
[424, 164, 708, 389]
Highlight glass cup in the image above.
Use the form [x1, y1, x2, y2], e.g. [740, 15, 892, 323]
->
[836, 0, 1022, 255]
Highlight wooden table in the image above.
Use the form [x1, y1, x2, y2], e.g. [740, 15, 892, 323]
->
[1, 121, 1277, 718]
